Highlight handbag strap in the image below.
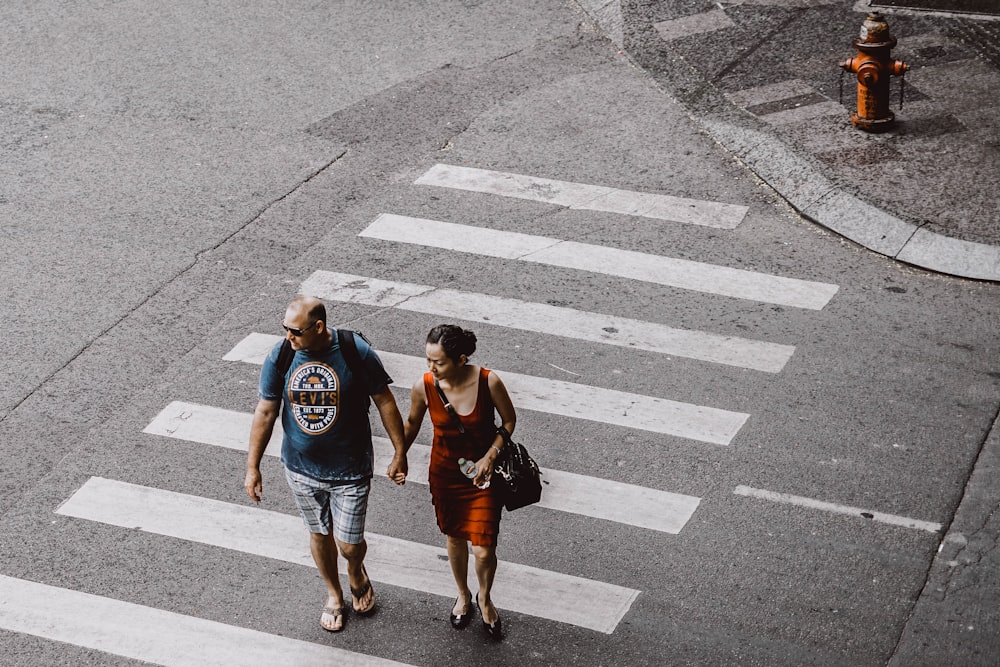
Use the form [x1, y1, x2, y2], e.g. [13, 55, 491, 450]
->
[435, 378, 505, 462]
[433, 379, 466, 435]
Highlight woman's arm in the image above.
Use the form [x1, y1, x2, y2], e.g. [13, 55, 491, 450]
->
[473, 372, 517, 486]
[488, 371, 516, 438]
[403, 379, 428, 447]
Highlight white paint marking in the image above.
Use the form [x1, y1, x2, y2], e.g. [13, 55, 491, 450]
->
[414, 163, 748, 229]
[57, 478, 640, 634]
[740, 0, 842, 7]
[227, 332, 749, 445]
[653, 8, 735, 42]
[733, 485, 943, 533]
[0, 575, 411, 667]
[145, 400, 701, 534]
[759, 101, 846, 125]
[724, 79, 818, 108]
[300, 270, 795, 373]
[361, 213, 838, 310]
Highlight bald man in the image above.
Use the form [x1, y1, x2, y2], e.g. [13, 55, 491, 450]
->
[245, 296, 409, 633]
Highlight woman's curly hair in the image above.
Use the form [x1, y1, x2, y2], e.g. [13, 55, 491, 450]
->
[426, 324, 477, 362]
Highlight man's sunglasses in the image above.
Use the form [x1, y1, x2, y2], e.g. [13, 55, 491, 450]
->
[282, 320, 318, 337]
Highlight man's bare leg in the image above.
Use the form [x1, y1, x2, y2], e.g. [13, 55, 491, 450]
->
[310, 531, 345, 631]
[337, 538, 375, 614]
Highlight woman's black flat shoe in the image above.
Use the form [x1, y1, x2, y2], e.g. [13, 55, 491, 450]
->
[483, 616, 502, 640]
[475, 592, 502, 639]
[450, 597, 472, 629]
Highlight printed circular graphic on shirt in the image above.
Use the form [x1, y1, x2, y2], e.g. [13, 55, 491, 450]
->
[287, 362, 340, 434]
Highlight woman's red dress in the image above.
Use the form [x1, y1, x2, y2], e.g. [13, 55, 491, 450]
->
[425, 367, 502, 546]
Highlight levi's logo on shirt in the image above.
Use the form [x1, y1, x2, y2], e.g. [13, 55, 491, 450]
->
[287, 362, 340, 434]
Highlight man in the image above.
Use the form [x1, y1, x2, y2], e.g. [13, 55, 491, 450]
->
[244, 296, 409, 633]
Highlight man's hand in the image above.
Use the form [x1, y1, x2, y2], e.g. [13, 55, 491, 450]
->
[373, 387, 409, 486]
[386, 453, 408, 486]
[245, 467, 263, 503]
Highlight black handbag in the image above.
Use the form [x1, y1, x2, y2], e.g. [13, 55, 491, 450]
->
[433, 380, 542, 511]
[491, 426, 542, 511]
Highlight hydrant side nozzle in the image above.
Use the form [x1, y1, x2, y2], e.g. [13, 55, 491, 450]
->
[891, 60, 910, 76]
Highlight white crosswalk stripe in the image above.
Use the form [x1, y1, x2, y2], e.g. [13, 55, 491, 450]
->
[414, 163, 749, 229]
[0, 575, 411, 667]
[144, 400, 702, 535]
[360, 213, 839, 310]
[226, 332, 748, 445]
[300, 270, 794, 373]
[56, 477, 641, 634]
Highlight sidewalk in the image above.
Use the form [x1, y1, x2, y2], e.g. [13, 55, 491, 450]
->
[576, 0, 1000, 282]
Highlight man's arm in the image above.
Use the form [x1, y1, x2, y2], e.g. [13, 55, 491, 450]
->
[245, 398, 280, 502]
[372, 387, 408, 485]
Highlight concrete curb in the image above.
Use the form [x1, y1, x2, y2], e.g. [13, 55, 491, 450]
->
[702, 118, 1000, 282]
[574, 0, 1000, 283]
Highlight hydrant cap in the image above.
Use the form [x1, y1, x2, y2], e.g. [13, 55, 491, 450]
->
[855, 12, 896, 48]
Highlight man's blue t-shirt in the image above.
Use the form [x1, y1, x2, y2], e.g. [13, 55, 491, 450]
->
[259, 332, 393, 482]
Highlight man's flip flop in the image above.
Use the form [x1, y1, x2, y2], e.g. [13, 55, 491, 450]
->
[351, 568, 377, 616]
[320, 606, 344, 632]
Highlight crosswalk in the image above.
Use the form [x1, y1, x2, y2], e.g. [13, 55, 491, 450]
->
[3, 164, 843, 663]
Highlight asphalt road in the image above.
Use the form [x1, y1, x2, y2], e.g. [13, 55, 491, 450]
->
[1, 2, 998, 665]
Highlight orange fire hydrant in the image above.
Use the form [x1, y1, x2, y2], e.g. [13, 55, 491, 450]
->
[839, 13, 909, 132]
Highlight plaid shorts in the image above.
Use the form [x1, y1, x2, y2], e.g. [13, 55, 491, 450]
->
[284, 468, 370, 544]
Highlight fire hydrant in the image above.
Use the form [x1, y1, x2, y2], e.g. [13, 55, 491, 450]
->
[839, 13, 909, 132]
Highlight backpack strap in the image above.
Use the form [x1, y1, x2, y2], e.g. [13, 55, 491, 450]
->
[337, 329, 367, 385]
[271, 339, 295, 417]
[276, 338, 294, 377]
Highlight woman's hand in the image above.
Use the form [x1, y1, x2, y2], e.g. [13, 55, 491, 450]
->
[473, 453, 496, 488]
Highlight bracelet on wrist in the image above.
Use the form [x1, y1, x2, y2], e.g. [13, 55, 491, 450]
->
[491, 444, 502, 455]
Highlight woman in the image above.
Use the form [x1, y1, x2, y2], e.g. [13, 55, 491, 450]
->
[403, 324, 516, 639]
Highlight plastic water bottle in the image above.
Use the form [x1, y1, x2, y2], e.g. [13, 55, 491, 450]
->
[458, 458, 490, 489]
[458, 458, 477, 478]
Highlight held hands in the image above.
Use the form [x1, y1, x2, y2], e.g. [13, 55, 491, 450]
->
[387, 453, 408, 486]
